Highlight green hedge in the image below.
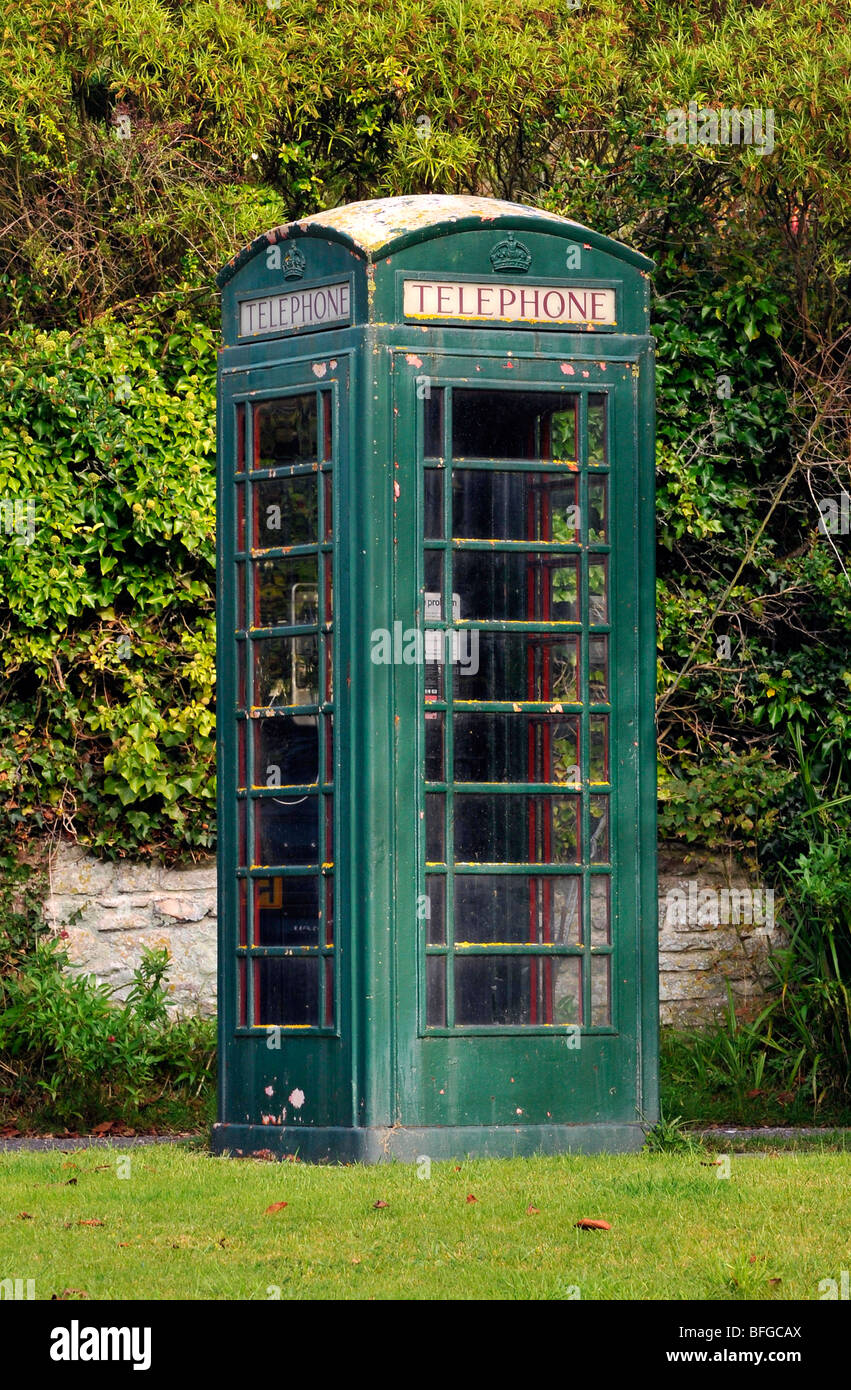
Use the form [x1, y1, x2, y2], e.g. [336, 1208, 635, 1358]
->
[0, 303, 217, 856]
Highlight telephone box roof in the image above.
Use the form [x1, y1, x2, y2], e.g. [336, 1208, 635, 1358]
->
[216, 194, 654, 288]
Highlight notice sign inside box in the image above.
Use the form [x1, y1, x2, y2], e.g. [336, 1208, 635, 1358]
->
[403, 279, 616, 327]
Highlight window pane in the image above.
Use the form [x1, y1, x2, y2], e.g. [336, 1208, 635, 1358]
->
[236, 402, 245, 474]
[453, 552, 578, 622]
[235, 481, 246, 550]
[426, 875, 445, 945]
[324, 957, 334, 1028]
[254, 715, 318, 786]
[453, 713, 579, 784]
[587, 477, 607, 542]
[454, 633, 579, 703]
[589, 714, 609, 784]
[254, 476, 318, 549]
[591, 954, 611, 1025]
[254, 395, 318, 468]
[453, 794, 580, 863]
[452, 390, 577, 460]
[425, 711, 444, 782]
[454, 955, 534, 1025]
[236, 561, 246, 631]
[424, 550, 443, 602]
[424, 388, 444, 458]
[322, 392, 333, 461]
[424, 470, 443, 537]
[254, 635, 319, 707]
[256, 958, 318, 1026]
[255, 796, 319, 866]
[238, 878, 247, 946]
[454, 874, 581, 943]
[426, 956, 446, 1026]
[256, 557, 318, 629]
[589, 559, 607, 625]
[553, 956, 582, 1025]
[426, 793, 445, 862]
[590, 797, 609, 864]
[454, 954, 581, 1027]
[587, 394, 607, 466]
[255, 875, 319, 946]
[453, 955, 580, 1027]
[452, 472, 579, 541]
[590, 876, 610, 945]
[589, 635, 609, 703]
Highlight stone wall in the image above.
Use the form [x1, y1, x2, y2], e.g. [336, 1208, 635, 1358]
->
[43, 839, 780, 1025]
[657, 842, 779, 1025]
[45, 843, 217, 1015]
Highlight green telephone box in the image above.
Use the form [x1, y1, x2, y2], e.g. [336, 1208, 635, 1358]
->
[212, 195, 658, 1161]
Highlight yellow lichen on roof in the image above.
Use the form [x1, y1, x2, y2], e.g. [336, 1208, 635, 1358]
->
[294, 195, 582, 254]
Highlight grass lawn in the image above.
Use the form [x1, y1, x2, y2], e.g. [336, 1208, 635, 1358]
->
[2, 1143, 849, 1300]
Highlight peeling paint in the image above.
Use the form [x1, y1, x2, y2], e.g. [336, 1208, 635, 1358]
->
[288, 1088, 305, 1109]
[405, 353, 423, 368]
[312, 362, 328, 378]
[560, 363, 575, 375]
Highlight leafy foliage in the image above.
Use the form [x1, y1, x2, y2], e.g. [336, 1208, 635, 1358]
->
[0, 0, 849, 875]
[0, 303, 216, 856]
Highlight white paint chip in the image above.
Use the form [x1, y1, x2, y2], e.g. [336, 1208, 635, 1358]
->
[288, 1088, 305, 1109]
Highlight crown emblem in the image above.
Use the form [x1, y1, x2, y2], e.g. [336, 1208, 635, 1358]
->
[281, 242, 306, 280]
[489, 230, 532, 274]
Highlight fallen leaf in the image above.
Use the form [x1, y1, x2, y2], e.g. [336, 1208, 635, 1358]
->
[78, 1218, 105, 1227]
[745, 1089, 763, 1099]
[575, 1218, 611, 1231]
[18, 1212, 33, 1220]
[91, 1121, 114, 1135]
[0, 1126, 21, 1138]
[373, 1200, 389, 1209]
[118, 1242, 130, 1248]
[251, 1148, 276, 1161]
[466, 1194, 478, 1203]
[454, 1166, 461, 1172]
[526, 1205, 540, 1215]
[350, 1255, 362, 1265]
[61, 1162, 78, 1170]
[265, 1202, 288, 1214]
[51, 1289, 88, 1300]
[769, 1277, 782, 1286]
[64, 1178, 78, 1186]
[94, 1165, 110, 1172]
